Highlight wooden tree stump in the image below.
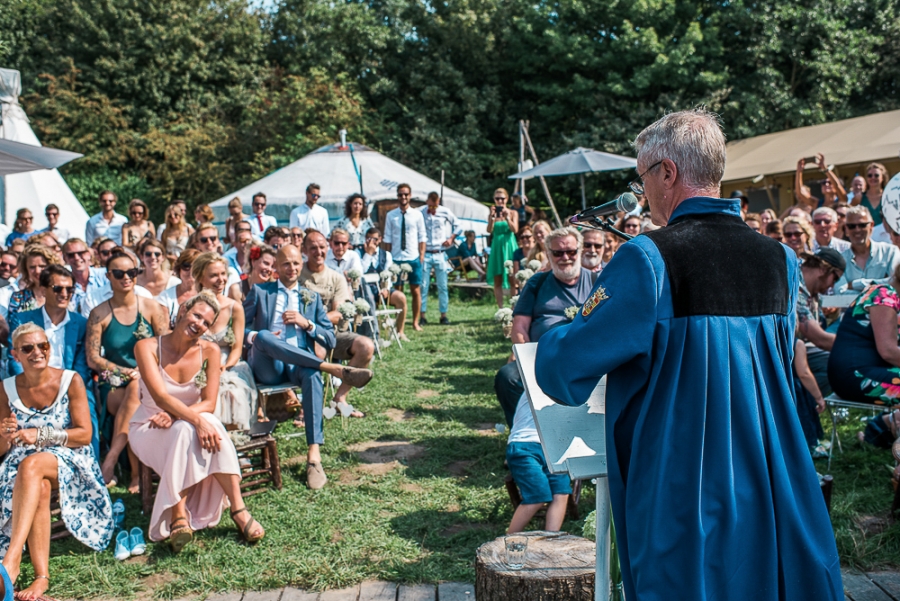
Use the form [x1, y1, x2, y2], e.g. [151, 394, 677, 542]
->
[475, 531, 595, 601]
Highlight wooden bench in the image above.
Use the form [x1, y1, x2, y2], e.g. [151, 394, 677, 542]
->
[139, 434, 283, 515]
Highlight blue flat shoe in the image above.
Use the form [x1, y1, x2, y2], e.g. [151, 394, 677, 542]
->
[112, 499, 125, 532]
[128, 527, 146, 556]
[0, 563, 13, 601]
[114, 530, 132, 561]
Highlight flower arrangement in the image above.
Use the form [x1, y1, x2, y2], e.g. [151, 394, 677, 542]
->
[347, 268, 363, 291]
[194, 359, 209, 389]
[300, 289, 316, 311]
[494, 307, 514, 338]
[399, 262, 413, 281]
[564, 305, 580, 320]
[504, 259, 514, 276]
[379, 269, 394, 291]
[388, 264, 401, 276]
[515, 269, 535, 284]
[133, 318, 153, 340]
[353, 298, 370, 326]
[100, 368, 130, 388]
[229, 430, 251, 446]
[527, 259, 542, 271]
[509, 295, 519, 309]
[222, 325, 236, 346]
[338, 301, 357, 320]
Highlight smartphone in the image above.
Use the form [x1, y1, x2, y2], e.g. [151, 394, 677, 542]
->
[803, 156, 818, 164]
[494, 206, 503, 217]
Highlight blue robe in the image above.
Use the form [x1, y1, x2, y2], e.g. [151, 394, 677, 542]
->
[535, 198, 842, 601]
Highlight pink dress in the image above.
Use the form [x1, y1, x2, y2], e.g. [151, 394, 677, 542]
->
[129, 340, 241, 542]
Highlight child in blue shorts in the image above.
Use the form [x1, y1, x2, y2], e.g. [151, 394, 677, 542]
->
[506, 393, 572, 533]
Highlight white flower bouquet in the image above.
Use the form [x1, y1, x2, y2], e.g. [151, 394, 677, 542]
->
[515, 268, 535, 284]
[494, 307, 514, 338]
[379, 269, 394, 290]
[509, 295, 519, 309]
[399, 262, 413, 281]
[527, 259, 542, 271]
[564, 305, 580, 320]
[504, 259, 514, 276]
[347, 268, 363, 291]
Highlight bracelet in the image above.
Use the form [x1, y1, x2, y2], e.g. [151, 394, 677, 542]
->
[35, 426, 68, 449]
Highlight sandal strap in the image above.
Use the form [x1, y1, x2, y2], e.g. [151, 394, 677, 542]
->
[243, 517, 259, 538]
[230, 507, 248, 520]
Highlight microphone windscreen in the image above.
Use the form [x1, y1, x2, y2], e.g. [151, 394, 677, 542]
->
[617, 192, 638, 213]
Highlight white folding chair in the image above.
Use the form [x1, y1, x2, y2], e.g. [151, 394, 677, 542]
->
[257, 382, 299, 421]
[363, 273, 404, 351]
[824, 393, 881, 470]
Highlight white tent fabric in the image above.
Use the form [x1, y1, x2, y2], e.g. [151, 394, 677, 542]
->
[210, 143, 490, 237]
[0, 68, 90, 235]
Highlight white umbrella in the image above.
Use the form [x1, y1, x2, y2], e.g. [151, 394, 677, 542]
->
[509, 147, 637, 210]
[0, 138, 83, 176]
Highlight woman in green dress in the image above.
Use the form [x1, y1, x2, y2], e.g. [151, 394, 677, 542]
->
[486, 188, 519, 308]
[86, 251, 170, 492]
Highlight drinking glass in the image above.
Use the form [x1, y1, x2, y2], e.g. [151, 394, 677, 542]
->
[504, 535, 528, 570]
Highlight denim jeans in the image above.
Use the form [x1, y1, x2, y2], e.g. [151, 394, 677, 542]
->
[421, 252, 449, 314]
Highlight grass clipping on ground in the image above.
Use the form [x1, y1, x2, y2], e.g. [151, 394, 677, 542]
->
[42, 299, 598, 600]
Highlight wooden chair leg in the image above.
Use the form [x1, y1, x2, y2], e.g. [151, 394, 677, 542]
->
[139, 461, 153, 515]
[266, 437, 283, 490]
[504, 473, 522, 509]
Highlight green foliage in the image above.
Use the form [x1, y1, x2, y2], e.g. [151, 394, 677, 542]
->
[64, 168, 159, 220]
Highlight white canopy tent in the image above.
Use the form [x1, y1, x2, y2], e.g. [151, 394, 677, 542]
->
[210, 142, 490, 238]
[0, 68, 89, 236]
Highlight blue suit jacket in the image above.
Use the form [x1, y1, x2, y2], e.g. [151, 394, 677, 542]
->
[10, 309, 91, 380]
[243, 281, 336, 351]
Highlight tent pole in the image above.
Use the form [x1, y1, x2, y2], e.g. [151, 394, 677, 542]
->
[360, 164, 364, 195]
[519, 120, 526, 202]
[440, 170, 445, 205]
[581, 173, 587, 211]
[521, 122, 563, 228]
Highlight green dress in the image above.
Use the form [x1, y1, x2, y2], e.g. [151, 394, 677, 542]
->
[486, 220, 519, 288]
[859, 194, 884, 226]
[98, 301, 155, 401]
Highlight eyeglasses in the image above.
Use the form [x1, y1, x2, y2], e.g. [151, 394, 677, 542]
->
[583, 242, 603, 249]
[110, 267, 142, 280]
[143, 251, 162, 258]
[845, 222, 872, 230]
[783, 231, 804, 239]
[198, 236, 216, 244]
[812, 219, 833, 225]
[549, 249, 578, 258]
[50, 285, 75, 295]
[629, 160, 664, 196]
[17, 342, 50, 355]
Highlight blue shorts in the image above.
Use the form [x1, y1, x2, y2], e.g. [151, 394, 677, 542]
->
[394, 258, 423, 286]
[506, 441, 572, 504]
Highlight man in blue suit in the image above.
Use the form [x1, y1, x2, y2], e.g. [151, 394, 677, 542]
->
[244, 245, 373, 489]
[10, 264, 100, 459]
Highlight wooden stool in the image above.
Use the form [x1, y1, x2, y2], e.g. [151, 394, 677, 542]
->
[476, 531, 595, 600]
[504, 473, 582, 520]
[139, 434, 283, 515]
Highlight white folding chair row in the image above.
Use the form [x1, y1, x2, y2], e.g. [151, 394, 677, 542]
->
[824, 394, 882, 470]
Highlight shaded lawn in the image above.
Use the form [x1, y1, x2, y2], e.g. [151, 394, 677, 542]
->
[44, 297, 597, 600]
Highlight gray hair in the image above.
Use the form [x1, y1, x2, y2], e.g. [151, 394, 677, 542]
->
[812, 207, 838, 221]
[545, 226, 583, 251]
[633, 108, 726, 189]
[845, 205, 873, 221]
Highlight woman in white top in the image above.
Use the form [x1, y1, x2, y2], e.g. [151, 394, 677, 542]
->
[159, 205, 194, 265]
[334, 194, 375, 250]
[136, 238, 180, 298]
[156, 249, 201, 330]
[192, 253, 259, 428]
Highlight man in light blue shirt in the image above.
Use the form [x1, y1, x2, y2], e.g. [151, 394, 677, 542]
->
[834, 206, 900, 294]
[418, 192, 462, 325]
[383, 184, 427, 330]
[289, 184, 331, 235]
[85, 190, 128, 245]
[223, 222, 252, 274]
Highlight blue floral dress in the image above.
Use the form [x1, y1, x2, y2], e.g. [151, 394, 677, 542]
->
[0, 370, 114, 554]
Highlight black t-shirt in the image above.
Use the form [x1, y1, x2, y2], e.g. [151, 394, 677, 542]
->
[513, 268, 596, 341]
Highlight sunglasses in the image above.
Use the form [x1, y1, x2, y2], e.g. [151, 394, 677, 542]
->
[110, 267, 142, 280]
[365, 237, 380, 242]
[65, 250, 90, 260]
[332, 240, 349, 246]
[550, 249, 578, 258]
[253, 202, 266, 207]
[0, 262, 15, 270]
[291, 233, 304, 238]
[519, 235, 533, 240]
[143, 251, 162, 258]
[309, 194, 321, 199]
[17, 341, 50, 355]
[20, 217, 32, 222]
[51, 285, 75, 295]
[178, 262, 193, 271]
[623, 223, 640, 229]
[130, 210, 144, 216]
[845, 222, 871, 230]
[812, 219, 833, 225]
[583, 243, 603, 249]
[98, 248, 114, 257]
[867, 173, 881, 178]
[783, 231, 803, 238]
[198, 236, 217, 244]
[398, 193, 410, 197]
[46, 212, 58, 218]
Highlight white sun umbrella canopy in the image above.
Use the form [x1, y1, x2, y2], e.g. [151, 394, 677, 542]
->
[210, 142, 490, 239]
[0, 139, 83, 176]
[0, 68, 90, 235]
[509, 147, 638, 211]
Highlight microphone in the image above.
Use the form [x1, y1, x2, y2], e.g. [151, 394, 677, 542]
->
[570, 192, 638, 223]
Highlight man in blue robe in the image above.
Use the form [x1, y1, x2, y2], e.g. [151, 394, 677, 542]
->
[535, 109, 842, 600]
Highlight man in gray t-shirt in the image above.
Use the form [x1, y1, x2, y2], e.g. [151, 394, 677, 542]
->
[494, 227, 597, 425]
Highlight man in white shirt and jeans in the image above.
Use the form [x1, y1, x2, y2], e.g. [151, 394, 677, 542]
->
[290, 184, 331, 235]
[383, 184, 427, 331]
[85, 190, 128, 245]
[419, 192, 461, 325]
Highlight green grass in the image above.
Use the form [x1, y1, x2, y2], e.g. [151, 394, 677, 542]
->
[41, 296, 596, 600]
[34, 294, 900, 599]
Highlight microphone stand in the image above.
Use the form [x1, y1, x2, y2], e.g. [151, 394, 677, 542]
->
[577, 216, 634, 242]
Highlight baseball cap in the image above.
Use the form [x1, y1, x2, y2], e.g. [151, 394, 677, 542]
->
[801, 247, 846, 273]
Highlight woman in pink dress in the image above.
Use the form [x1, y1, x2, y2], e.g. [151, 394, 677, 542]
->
[129, 291, 265, 552]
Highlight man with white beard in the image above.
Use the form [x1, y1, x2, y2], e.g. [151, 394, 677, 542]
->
[494, 226, 597, 426]
[581, 229, 604, 273]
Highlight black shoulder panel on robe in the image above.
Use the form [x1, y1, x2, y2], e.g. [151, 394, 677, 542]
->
[643, 212, 789, 317]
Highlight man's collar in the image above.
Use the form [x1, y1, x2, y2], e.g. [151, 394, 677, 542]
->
[277, 279, 299, 292]
[668, 197, 741, 225]
[42, 305, 69, 327]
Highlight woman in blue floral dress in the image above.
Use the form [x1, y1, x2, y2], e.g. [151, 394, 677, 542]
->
[0, 323, 113, 601]
[828, 281, 900, 405]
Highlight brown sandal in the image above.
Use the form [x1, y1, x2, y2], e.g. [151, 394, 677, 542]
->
[169, 517, 193, 553]
[231, 507, 264, 544]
